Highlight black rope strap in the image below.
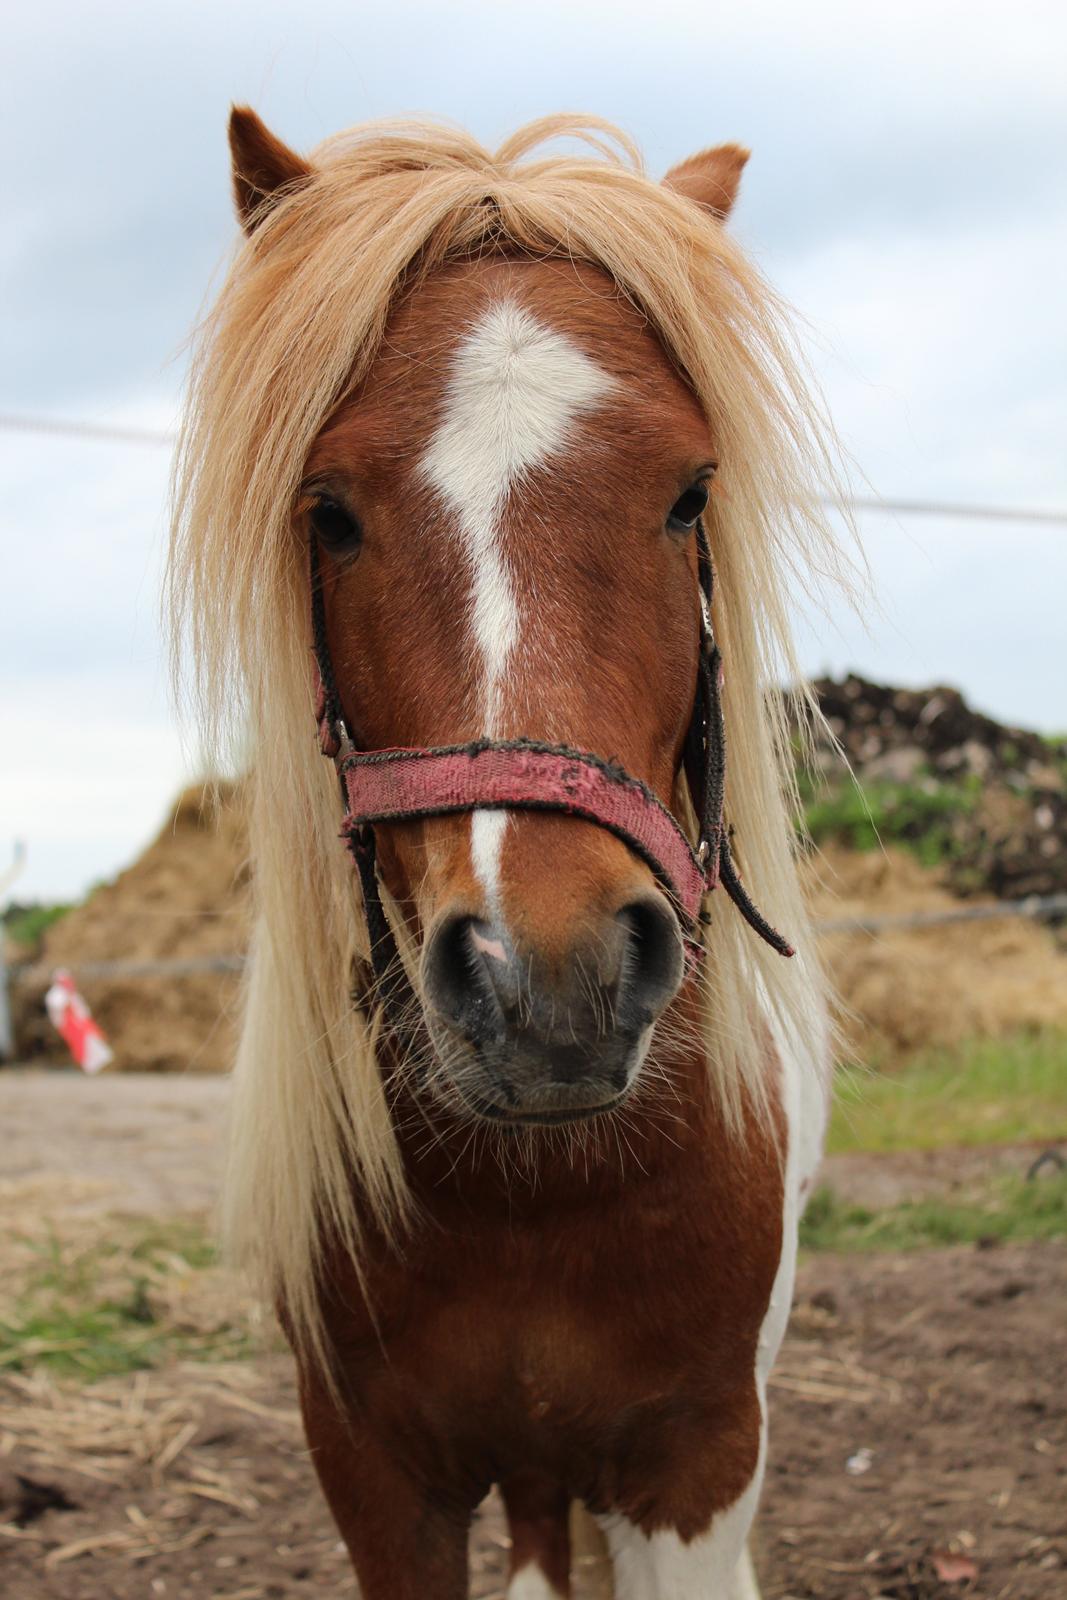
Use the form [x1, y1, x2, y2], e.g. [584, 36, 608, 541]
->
[692, 520, 793, 959]
[692, 519, 726, 871]
[719, 834, 794, 958]
[310, 537, 426, 1048]
[347, 826, 424, 1051]
[309, 537, 344, 743]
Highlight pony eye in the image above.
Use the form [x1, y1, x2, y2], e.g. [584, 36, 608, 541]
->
[666, 483, 710, 534]
[309, 495, 362, 553]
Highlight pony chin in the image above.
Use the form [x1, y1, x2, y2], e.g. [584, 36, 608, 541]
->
[419, 1011, 655, 1130]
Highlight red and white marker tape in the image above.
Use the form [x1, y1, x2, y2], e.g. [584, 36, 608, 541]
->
[44, 969, 114, 1074]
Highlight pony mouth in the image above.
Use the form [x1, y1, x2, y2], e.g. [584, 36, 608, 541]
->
[460, 1089, 630, 1127]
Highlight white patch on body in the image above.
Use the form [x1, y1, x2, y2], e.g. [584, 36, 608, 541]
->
[729, 1544, 764, 1600]
[598, 986, 830, 1598]
[420, 300, 615, 905]
[507, 1563, 567, 1600]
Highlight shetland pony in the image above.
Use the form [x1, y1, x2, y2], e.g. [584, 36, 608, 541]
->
[170, 108, 854, 1599]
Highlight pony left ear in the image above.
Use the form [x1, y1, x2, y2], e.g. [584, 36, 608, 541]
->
[663, 144, 750, 222]
[228, 105, 313, 234]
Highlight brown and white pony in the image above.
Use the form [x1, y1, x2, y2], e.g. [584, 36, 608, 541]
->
[170, 108, 854, 1599]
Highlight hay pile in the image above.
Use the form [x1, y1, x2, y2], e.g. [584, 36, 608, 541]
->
[804, 844, 1067, 1060]
[13, 787, 248, 1073]
[0, 1362, 299, 1569]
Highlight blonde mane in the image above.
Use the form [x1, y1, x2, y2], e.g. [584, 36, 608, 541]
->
[169, 114, 858, 1364]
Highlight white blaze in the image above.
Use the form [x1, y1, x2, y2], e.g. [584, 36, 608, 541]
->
[420, 300, 615, 903]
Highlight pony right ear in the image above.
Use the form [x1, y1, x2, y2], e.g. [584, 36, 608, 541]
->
[663, 144, 750, 222]
[228, 106, 313, 234]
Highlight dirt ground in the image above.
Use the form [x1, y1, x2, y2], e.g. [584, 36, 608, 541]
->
[1, 1072, 1064, 1599]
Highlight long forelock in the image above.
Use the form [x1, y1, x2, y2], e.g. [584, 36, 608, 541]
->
[168, 113, 861, 1366]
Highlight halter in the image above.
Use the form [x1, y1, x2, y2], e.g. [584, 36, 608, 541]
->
[310, 522, 793, 1037]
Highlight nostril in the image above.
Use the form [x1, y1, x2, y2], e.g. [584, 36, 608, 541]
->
[615, 895, 685, 1028]
[422, 915, 506, 1041]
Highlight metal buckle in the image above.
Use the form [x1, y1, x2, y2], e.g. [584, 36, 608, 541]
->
[333, 718, 355, 762]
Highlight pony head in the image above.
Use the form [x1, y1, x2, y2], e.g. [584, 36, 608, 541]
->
[301, 254, 733, 1122]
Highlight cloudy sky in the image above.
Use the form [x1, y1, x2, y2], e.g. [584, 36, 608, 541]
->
[3, 0, 1065, 901]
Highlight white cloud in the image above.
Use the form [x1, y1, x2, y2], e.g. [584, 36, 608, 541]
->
[775, 208, 1067, 502]
[0, 706, 187, 903]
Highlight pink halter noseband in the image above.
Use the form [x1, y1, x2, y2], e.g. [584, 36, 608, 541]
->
[311, 521, 793, 1033]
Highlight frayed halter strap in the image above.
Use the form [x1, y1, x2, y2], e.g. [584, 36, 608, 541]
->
[310, 521, 793, 1032]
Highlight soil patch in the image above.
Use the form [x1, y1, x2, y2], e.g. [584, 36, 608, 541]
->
[0, 1066, 1058, 1223]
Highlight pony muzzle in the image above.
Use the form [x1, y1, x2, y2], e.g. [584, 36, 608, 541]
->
[420, 891, 684, 1124]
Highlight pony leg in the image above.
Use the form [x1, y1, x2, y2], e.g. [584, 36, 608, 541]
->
[728, 1543, 762, 1600]
[571, 1504, 616, 1598]
[500, 1470, 572, 1598]
[300, 1385, 470, 1598]
[598, 1487, 760, 1599]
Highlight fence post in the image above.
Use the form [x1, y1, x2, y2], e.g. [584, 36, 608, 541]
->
[0, 843, 27, 1062]
[0, 937, 11, 1061]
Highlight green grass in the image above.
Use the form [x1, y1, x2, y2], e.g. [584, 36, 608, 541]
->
[0, 1218, 258, 1380]
[800, 1169, 1067, 1252]
[799, 770, 980, 867]
[828, 1031, 1067, 1154]
[3, 900, 74, 948]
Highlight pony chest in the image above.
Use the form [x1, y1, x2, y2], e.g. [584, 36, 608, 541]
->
[344, 1235, 772, 1529]
[362, 1183, 781, 1441]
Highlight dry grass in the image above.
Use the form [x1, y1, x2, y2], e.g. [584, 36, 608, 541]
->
[0, 1362, 300, 1568]
[804, 844, 1067, 1061]
[0, 1179, 269, 1381]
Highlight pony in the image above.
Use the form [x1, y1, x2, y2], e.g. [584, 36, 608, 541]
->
[170, 106, 856, 1599]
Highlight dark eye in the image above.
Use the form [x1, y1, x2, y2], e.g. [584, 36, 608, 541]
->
[666, 483, 710, 534]
[308, 494, 362, 554]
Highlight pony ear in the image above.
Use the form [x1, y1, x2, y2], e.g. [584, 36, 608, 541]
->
[663, 144, 750, 222]
[228, 105, 313, 234]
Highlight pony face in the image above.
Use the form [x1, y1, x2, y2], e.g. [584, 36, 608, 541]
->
[301, 258, 718, 1123]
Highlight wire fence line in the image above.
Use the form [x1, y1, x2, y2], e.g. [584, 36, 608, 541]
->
[0, 414, 175, 448]
[9, 892, 1066, 992]
[11, 954, 246, 986]
[814, 891, 1067, 936]
[3, 412, 1067, 528]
